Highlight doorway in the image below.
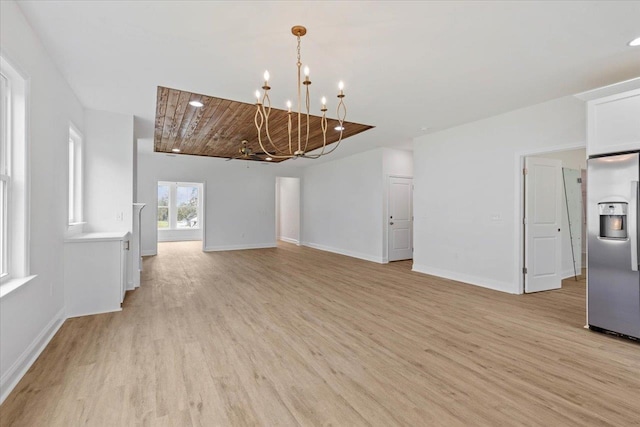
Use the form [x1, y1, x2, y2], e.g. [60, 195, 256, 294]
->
[276, 177, 301, 245]
[520, 148, 586, 293]
[156, 181, 204, 244]
[388, 176, 413, 262]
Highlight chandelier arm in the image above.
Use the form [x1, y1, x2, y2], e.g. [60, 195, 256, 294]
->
[288, 113, 293, 154]
[255, 108, 296, 159]
[303, 81, 311, 154]
[261, 92, 281, 153]
[337, 96, 347, 123]
[303, 97, 347, 159]
[318, 98, 347, 155]
[304, 114, 329, 159]
[254, 105, 276, 157]
[302, 134, 342, 159]
[320, 110, 328, 152]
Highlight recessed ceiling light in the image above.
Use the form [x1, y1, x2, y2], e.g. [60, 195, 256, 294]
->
[189, 101, 204, 107]
[629, 37, 640, 47]
[334, 126, 345, 131]
[265, 157, 273, 161]
[171, 148, 181, 153]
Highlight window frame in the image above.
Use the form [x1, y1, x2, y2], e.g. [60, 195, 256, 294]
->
[0, 55, 30, 287]
[68, 123, 83, 225]
[157, 183, 170, 229]
[0, 71, 9, 280]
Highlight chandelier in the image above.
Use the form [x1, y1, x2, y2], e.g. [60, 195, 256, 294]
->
[254, 25, 346, 159]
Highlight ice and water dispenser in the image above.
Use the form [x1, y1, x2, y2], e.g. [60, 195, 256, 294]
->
[598, 202, 628, 239]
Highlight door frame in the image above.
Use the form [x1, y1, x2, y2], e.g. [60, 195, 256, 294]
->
[515, 144, 585, 294]
[154, 180, 206, 251]
[275, 176, 301, 245]
[384, 174, 413, 263]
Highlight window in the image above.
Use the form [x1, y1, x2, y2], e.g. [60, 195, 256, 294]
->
[157, 182, 201, 230]
[0, 72, 8, 278]
[68, 125, 83, 224]
[0, 55, 28, 285]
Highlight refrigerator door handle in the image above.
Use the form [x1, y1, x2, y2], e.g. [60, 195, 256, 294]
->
[631, 181, 639, 272]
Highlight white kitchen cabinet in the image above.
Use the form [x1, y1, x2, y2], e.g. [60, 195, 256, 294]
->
[587, 88, 640, 156]
[64, 232, 130, 318]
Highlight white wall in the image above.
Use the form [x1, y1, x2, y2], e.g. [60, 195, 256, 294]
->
[302, 148, 385, 262]
[301, 147, 413, 263]
[84, 109, 134, 233]
[383, 148, 414, 177]
[0, 0, 84, 402]
[540, 148, 587, 171]
[276, 177, 300, 244]
[137, 141, 301, 255]
[158, 228, 203, 242]
[413, 96, 586, 294]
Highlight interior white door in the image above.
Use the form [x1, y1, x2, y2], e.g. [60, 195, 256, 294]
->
[388, 177, 413, 261]
[524, 157, 563, 293]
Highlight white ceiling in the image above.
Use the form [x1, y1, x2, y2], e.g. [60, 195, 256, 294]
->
[15, 0, 640, 162]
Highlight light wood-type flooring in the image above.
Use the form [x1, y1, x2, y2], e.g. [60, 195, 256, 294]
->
[1, 241, 639, 426]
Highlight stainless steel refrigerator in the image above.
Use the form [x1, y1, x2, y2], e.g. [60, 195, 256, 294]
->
[588, 151, 640, 340]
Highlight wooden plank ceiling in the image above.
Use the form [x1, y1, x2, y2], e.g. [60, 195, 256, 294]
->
[154, 86, 374, 162]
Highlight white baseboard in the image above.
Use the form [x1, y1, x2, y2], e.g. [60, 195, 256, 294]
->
[278, 236, 299, 245]
[0, 308, 65, 404]
[141, 250, 157, 257]
[302, 242, 384, 264]
[65, 307, 122, 319]
[204, 243, 276, 252]
[157, 236, 202, 242]
[411, 264, 518, 294]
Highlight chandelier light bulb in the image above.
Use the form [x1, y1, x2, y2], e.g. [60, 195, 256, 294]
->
[255, 90, 261, 102]
[321, 96, 326, 106]
[263, 70, 270, 82]
[338, 81, 344, 90]
[286, 100, 292, 112]
[304, 66, 310, 77]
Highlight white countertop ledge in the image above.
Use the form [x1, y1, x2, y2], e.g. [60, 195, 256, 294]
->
[64, 231, 130, 243]
[0, 275, 38, 299]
